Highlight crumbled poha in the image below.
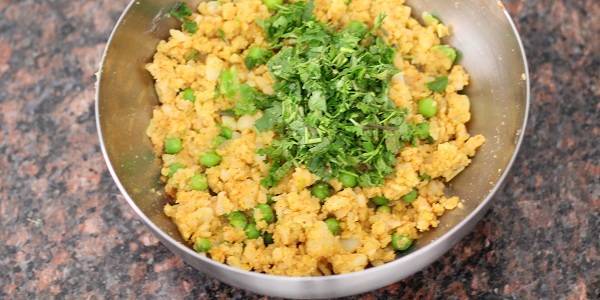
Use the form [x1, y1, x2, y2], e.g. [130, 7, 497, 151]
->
[146, 0, 484, 276]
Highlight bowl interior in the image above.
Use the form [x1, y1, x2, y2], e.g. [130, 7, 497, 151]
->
[98, 0, 527, 269]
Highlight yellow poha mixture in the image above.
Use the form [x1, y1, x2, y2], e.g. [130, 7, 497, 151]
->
[146, 0, 485, 276]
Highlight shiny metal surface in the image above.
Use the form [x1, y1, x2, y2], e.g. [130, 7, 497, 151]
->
[96, 0, 529, 298]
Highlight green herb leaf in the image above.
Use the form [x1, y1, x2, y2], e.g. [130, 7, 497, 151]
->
[234, 84, 258, 116]
[262, 0, 283, 11]
[218, 68, 239, 99]
[253, 1, 432, 187]
[170, 2, 193, 20]
[181, 88, 196, 102]
[255, 103, 282, 132]
[245, 47, 273, 69]
[184, 49, 201, 62]
[183, 20, 198, 34]
[413, 122, 431, 141]
[426, 76, 448, 93]
[344, 21, 369, 38]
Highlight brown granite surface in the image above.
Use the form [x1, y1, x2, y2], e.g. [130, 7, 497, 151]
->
[0, 0, 598, 299]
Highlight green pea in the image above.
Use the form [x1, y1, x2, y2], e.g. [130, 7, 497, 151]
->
[193, 238, 211, 253]
[164, 137, 183, 154]
[168, 163, 185, 177]
[181, 88, 196, 102]
[339, 173, 358, 188]
[245, 223, 260, 239]
[262, 0, 283, 10]
[325, 218, 340, 235]
[391, 233, 413, 251]
[371, 196, 389, 206]
[433, 45, 457, 63]
[189, 174, 208, 191]
[220, 126, 233, 139]
[311, 182, 331, 200]
[377, 205, 391, 214]
[199, 151, 222, 167]
[262, 232, 274, 245]
[418, 98, 437, 118]
[403, 189, 418, 203]
[228, 211, 248, 229]
[255, 203, 275, 223]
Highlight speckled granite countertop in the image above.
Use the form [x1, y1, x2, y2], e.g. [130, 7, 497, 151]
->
[0, 0, 598, 299]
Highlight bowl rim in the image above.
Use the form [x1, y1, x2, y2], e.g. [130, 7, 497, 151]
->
[95, 0, 530, 282]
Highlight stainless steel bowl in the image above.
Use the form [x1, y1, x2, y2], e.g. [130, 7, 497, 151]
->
[96, 0, 529, 298]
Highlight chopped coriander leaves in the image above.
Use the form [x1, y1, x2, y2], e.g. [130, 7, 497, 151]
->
[344, 21, 369, 38]
[413, 123, 431, 141]
[262, 0, 283, 10]
[170, 3, 197, 34]
[255, 103, 281, 132]
[245, 47, 273, 70]
[233, 85, 258, 116]
[183, 20, 198, 34]
[170, 2, 193, 20]
[216, 70, 274, 116]
[402, 189, 418, 203]
[252, 1, 432, 188]
[426, 76, 448, 93]
[260, 160, 293, 188]
[419, 174, 432, 181]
